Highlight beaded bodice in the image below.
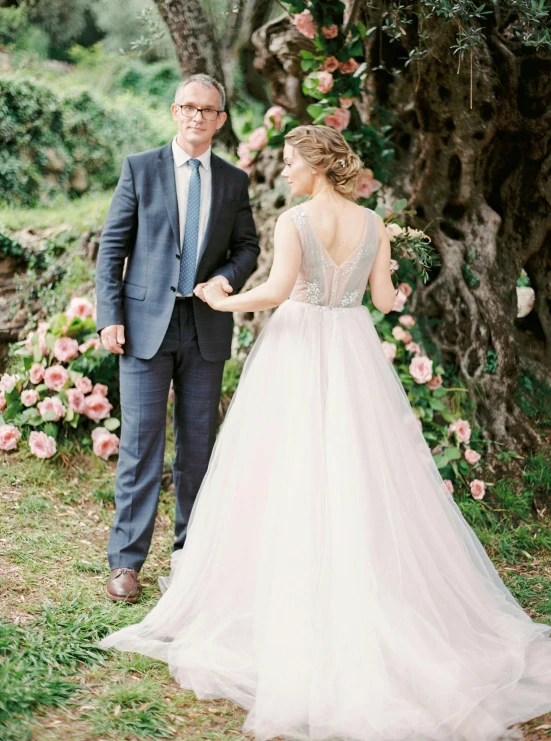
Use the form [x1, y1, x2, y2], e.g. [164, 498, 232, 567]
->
[288, 205, 378, 312]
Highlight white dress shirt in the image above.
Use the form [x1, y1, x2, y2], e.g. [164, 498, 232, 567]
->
[172, 137, 212, 296]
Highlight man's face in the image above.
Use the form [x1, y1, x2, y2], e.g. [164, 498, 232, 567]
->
[171, 82, 227, 148]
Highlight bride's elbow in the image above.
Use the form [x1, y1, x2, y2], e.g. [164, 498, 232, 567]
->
[372, 296, 395, 314]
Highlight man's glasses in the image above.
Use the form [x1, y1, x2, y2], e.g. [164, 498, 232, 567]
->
[175, 104, 221, 122]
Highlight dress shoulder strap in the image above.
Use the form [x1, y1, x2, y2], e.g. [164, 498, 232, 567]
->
[289, 204, 308, 232]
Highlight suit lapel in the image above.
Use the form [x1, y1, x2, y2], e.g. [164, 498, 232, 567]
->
[156, 144, 180, 253]
[198, 153, 225, 264]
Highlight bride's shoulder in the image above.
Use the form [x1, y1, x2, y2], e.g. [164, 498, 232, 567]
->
[275, 205, 306, 227]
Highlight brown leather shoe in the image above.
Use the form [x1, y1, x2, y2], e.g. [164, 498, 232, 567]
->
[106, 568, 140, 603]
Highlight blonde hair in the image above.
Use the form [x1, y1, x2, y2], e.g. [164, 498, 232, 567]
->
[284, 124, 363, 199]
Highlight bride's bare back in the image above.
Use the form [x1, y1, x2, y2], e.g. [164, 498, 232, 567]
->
[301, 201, 370, 268]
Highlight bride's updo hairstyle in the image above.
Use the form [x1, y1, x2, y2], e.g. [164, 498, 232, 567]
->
[284, 124, 363, 199]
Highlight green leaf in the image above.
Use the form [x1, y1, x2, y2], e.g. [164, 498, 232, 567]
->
[65, 406, 75, 422]
[300, 59, 316, 72]
[392, 199, 408, 212]
[42, 410, 58, 422]
[369, 309, 385, 325]
[103, 417, 120, 431]
[440, 411, 458, 423]
[347, 40, 363, 56]
[306, 104, 325, 119]
[429, 398, 448, 412]
[33, 344, 43, 362]
[43, 422, 58, 438]
[356, 21, 367, 38]
[433, 454, 449, 470]
[445, 447, 462, 461]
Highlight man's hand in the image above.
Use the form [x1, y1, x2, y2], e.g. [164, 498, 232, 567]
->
[203, 281, 230, 311]
[193, 276, 233, 302]
[100, 324, 125, 354]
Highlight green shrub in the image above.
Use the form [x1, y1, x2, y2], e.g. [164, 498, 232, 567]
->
[0, 77, 165, 206]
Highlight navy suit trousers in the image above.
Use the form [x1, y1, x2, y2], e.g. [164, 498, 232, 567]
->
[107, 299, 225, 570]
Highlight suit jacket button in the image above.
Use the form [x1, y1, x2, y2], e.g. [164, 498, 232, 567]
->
[170, 286, 176, 292]
[176, 254, 181, 260]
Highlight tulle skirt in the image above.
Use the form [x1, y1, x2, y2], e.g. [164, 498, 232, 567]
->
[100, 300, 551, 741]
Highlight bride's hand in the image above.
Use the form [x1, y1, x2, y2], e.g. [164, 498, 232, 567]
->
[203, 281, 230, 310]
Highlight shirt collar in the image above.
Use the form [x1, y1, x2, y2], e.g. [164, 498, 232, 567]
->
[172, 138, 211, 171]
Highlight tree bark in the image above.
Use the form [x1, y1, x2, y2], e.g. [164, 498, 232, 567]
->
[152, 0, 239, 150]
[360, 3, 551, 446]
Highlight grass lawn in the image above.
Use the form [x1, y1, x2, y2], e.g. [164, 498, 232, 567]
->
[1, 418, 551, 740]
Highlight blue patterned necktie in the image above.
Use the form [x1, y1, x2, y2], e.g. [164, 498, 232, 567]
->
[177, 158, 201, 296]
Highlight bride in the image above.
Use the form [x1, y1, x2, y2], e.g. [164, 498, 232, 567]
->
[100, 125, 551, 741]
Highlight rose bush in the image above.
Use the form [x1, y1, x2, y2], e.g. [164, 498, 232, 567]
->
[370, 230, 486, 498]
[0, 296, 120, 461]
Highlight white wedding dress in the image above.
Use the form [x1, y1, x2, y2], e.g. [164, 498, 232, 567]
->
[101, 205, 551, 741]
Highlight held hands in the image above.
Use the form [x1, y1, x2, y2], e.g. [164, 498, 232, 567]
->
[100, 324, 125, 354]
[195, 276, 233, 310]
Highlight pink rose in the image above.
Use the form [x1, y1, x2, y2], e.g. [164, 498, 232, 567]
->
[443, 479, 454, 495]
[324, 108, 350, 132]
[470, 479, 485, 500]
[79, 337, 101, 354]
[464, 448, 481, 465]
[21, 389, 39, 407]
[92, 383, 108, 397]
[66, 389, 86, 414]
[355, 169, 382, 199]
[426, 374, 443, 390]
[92, 428, 120, 460]
[322, 24, 338, 38]
[37, 396, 66, 422]
[65, 297, 94, 321]
[263, 105, 285, 130]
[448, 419, 472, 444]
[0, 393, 6, 412]
[405, 342, 421, 356]
[0, 424, 21, 451]
[399, 314, 415, 328]
[29, 363, 45, 384]
[398, 282, 413, 298]
[29, 430, 56, 459]
[44, 365, 69, 392]
[386, 223, 403, 241]
[339, 97, 355, 109]
[392, 326, 405, 341]
[76, 377, 93, 394]
[316, 71, 334, 94]
[409, 355, 433, 384]
[53, 336, 79, 363]
[84, 393, 113, 422]
[323, 56, 339, 73]
[237, 142, 253, 169]
[0, 373, 18, 393]
[392, 289, 408, 312]
[293, 9, 316, 39]
[389, 259, 399, 274]
[381, 341, 397, 362]
[248, 127, 268, 152]
[339, 58, 360, 74]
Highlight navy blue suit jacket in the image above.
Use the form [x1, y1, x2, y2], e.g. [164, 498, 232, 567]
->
[95, 142, 260, 361]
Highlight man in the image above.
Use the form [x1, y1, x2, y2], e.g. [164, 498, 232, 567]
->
[95, 73, 260, 603]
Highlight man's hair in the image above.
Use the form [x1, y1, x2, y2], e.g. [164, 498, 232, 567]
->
[175, 74, 226, 111]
